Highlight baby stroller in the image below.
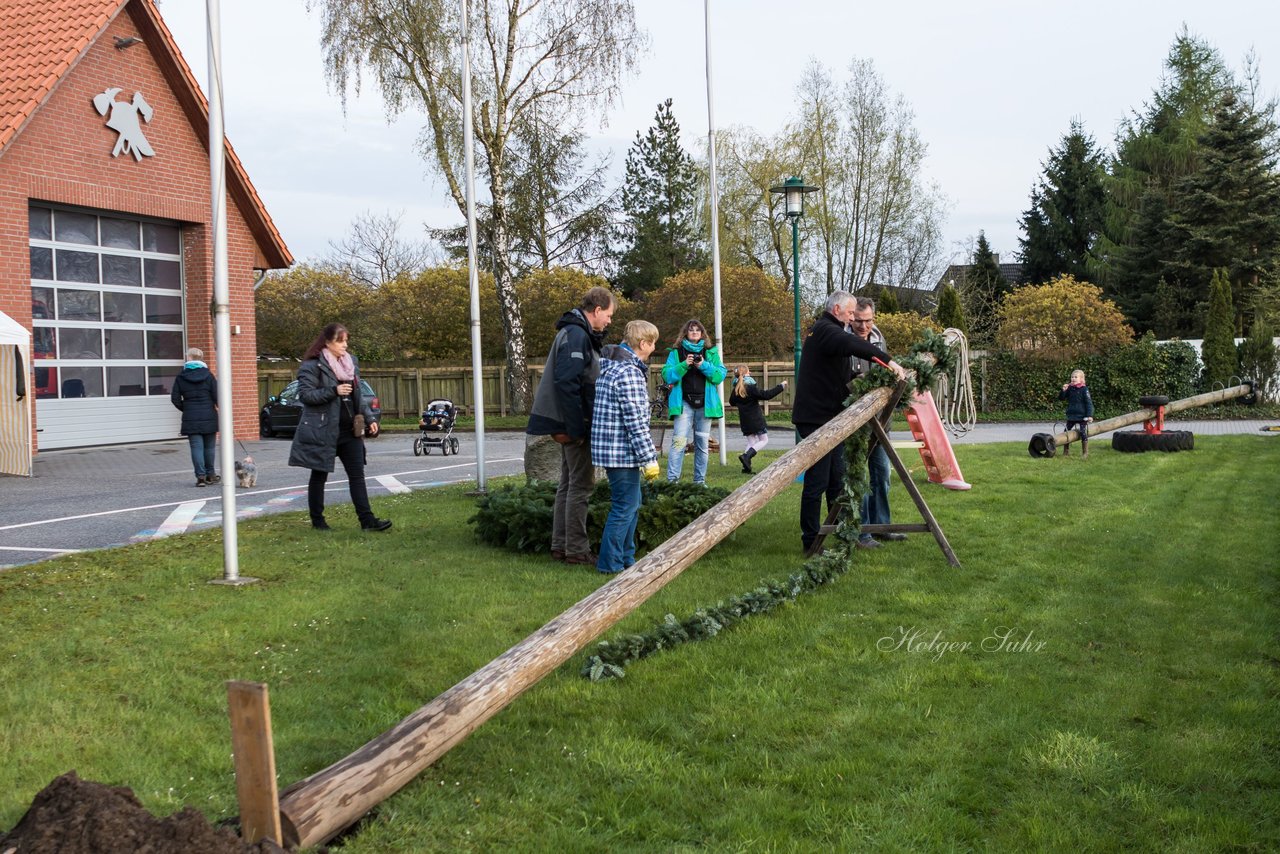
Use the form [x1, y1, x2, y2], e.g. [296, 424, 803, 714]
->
[413, 399, 460, 456]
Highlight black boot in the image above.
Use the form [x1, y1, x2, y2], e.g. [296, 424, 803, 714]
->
[740, 448, 756, 473]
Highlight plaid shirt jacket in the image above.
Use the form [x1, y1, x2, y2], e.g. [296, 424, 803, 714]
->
[590, 349, 658, 469]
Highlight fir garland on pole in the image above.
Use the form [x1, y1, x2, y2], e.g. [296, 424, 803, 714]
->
[582, 330, 956, 680]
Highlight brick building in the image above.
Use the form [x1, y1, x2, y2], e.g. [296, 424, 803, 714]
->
[0, 0, 290, 450]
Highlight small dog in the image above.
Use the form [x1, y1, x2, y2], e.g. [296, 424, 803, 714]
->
[234, 456, 258, 488]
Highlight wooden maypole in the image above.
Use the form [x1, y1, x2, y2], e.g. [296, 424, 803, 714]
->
[276, 388, 896, 848]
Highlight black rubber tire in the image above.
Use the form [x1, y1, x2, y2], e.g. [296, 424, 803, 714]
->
[441, 439, 450, 457]
[413, 438, 423, 456]
[259, 414, 275, 438]
[1138, 395, 1170, 407]
[450, 437, 460, 455]
[1028, 433, 1057, 458]
[1112, 430, 1194, 453]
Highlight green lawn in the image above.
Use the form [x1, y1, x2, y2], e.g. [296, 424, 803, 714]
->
[1, 436, 1277, 851]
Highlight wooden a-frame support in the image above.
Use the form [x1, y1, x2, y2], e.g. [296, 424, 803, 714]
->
[805, 382, 961, 567]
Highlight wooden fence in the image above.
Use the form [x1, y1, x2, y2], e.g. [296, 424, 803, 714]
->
[259, 361, 803, 418]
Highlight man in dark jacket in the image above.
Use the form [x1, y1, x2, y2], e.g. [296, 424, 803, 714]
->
[171, 347, 220, 486]
[527, 286, 616, 564]
[791, 291, 903, 552]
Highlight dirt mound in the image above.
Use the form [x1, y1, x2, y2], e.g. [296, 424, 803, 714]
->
[0, 771, 287, 854]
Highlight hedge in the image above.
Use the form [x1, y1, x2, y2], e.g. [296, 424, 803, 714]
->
[982, 336, 1199, 414]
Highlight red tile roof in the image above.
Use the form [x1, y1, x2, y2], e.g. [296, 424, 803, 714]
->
[0, 0, 121, 150]
[0, 0, 291, 267]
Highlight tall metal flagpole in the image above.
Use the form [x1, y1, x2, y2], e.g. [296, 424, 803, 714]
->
[461, 0, 487, 491]
[705, 0, 726, 466]
[206, 0, 254, 585]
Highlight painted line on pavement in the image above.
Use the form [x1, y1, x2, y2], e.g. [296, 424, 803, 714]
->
[375, 475, 412, 494]
[0, 545, 85, 555]
[0, 458, 524, 530]
[153, 501, 205, 539]
[0, 458, 524, 533]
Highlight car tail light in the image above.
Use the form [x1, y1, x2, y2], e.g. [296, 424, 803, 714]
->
[370, 396, 380, 410]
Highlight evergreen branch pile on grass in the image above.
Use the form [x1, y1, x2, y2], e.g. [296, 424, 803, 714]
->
[469, 479, 729, 556]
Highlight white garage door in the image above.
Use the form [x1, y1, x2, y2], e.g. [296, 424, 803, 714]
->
[29, 205, 188, 450]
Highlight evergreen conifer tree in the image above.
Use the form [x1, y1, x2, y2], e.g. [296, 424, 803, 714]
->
[963, 231, 1009, 345]
[1202, 268, 1239, 389]
[1169, 92, 1280, 331]
[1097, 30, 1233, 325]
[1017, 120, 1107, 284]
[876, 287, 900, 314]
[1237, 314, 1279, 402]
[615, 99, 704, 298]
[1111, 190, 1187, 334]
[935, 283, 967, 335]
[1151, 277, 1188, 340]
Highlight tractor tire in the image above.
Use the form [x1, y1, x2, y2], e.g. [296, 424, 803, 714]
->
[1112, 430, 1194, 453]
[1138, 395, 1170, 408]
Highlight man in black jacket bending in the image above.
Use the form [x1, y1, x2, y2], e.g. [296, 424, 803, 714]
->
[791, 290, 903, 553]
[527, 286, 616, 565]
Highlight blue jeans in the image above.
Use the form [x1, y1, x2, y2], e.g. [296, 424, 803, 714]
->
[188, 433, 216, 478]
[860, 443, 891, 540]
[667, 405, 710, 484]
[598, 467, 642, 573]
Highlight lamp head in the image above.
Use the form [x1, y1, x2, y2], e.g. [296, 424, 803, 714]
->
[769, 175, 821, 218]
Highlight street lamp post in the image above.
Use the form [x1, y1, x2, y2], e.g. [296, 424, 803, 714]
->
[769, 176, 821, 376]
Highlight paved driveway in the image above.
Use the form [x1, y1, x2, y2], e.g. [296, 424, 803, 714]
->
[1, 419, 1272, 570]
[0, 431, 528, 570]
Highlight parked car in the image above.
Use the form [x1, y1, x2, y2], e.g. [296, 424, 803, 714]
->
[259, 379, 381, 437]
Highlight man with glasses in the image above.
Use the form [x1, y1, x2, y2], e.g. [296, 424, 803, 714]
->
[792, 291, 905, 554]
[849, 298, 903, 550]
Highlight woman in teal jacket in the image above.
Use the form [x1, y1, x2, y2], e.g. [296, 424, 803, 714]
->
[662, 319, 726, 484]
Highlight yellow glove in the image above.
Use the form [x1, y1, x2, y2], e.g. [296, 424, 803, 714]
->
[641, 461, 660, 481]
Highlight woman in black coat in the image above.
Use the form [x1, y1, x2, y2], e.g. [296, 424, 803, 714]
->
[287, 323, 391, 531]
[728, 364, 786, 474]
[170, 347, 220, 486]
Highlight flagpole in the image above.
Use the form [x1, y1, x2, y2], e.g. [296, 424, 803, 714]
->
[461, 0, 487, 491]
[705, 0, 726, 465]
[206, 0, 254, 585]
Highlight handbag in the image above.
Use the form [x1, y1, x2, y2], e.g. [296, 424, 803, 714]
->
[344, 395, 366, 438]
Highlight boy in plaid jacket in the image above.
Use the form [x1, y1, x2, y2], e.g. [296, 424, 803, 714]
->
[591, 320, 661, 573]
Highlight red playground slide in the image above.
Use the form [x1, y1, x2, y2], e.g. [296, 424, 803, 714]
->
[904, 390, 971, 490]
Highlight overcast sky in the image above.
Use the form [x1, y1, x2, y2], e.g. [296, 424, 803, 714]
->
[156, 1, 1280, 272]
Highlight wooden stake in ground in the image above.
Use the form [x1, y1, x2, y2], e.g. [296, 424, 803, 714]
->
[226, 681, 282, 846]
[277, 388, 899, 848]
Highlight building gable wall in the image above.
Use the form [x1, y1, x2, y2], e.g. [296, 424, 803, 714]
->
[0, 3, 263, 443]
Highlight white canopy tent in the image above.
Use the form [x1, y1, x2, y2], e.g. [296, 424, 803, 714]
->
[0, 310, 33, 477]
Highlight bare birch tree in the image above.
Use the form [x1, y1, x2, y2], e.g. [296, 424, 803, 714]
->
[309, 0, 644, 410]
